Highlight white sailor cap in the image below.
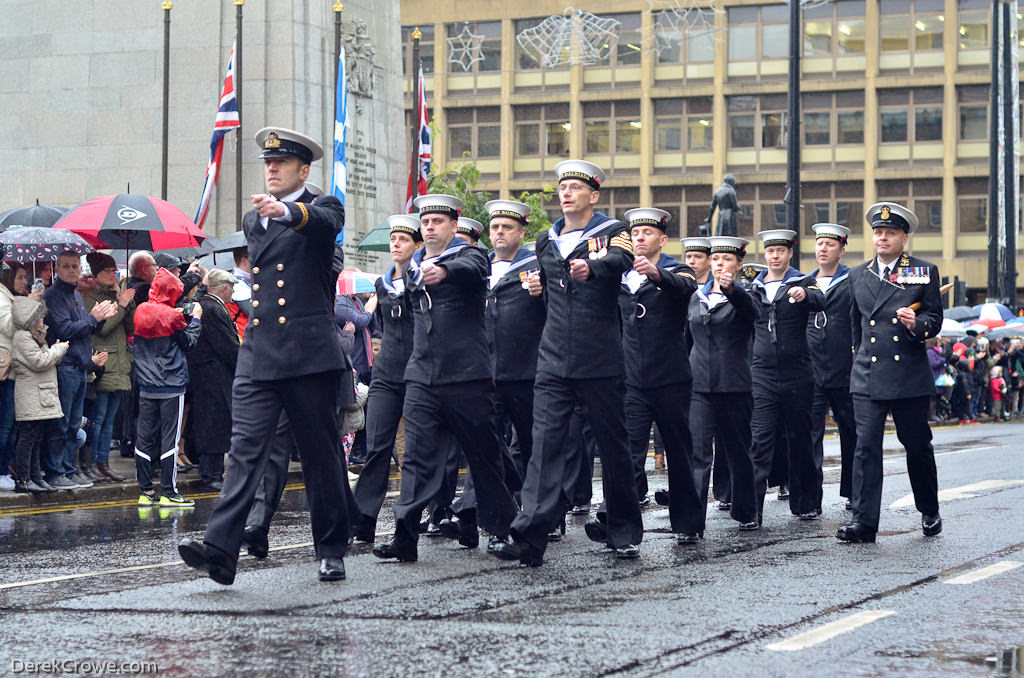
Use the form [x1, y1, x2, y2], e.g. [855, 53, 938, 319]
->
[812, 223, 851, 244]
[624, 207, 671, 232]
[456, 217, 484, 241]
[757, 229, 797, 248]
[708, 236, 749, 259]
[414, 194, 463, 219]
[865, 202, 918, 234]
[554, 159, 606, 190]
[255, 127, 323, 164]
[387, 214, 423, 242]
[681, 237, 712, 253]
[485, 199, 530, 224]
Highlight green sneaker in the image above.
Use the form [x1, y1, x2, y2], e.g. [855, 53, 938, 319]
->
[138, 492, 158, 505]
[159, 493, 195, 507]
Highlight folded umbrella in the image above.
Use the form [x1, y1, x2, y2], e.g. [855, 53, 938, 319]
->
[0, 226, 93, 262]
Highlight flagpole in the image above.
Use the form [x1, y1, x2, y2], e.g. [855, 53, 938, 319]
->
[160, 0, 172, 200]
[408, 27, 421, 214]
[235, 0, 244, 230]
[334, 3, 344, 91]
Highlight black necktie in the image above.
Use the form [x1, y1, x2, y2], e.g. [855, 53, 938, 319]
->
[881, 265, 890, 280]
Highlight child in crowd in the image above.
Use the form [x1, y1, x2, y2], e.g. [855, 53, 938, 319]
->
[132, 268, 202, 506]
[990, 366, 1008, 422]
[10, 297, 68, 493]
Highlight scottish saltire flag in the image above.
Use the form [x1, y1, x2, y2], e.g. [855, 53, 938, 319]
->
[332, 46, 348, 244]
[194, 42, 240, 230]
[405, 66, 431, 213]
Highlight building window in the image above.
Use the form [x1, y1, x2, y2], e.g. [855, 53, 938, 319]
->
[877, 179, 943, 233]
[804, 112, 831, 145]
[800, 182, 863, 236]
[957, 178, 989, 233]
[445, 21, 501, 73]
[516, 17, 568, 70]
[836, 91, 866, 143]
[729, 5, 788, 61]
[654, 98, 713, 152]
[727, 95, 787, 149]
[804, 0, 867, 57]
[594, 187, 640, 221]
[958, 0, 989, 51]
[878, 88, 943, 143]
[583, 101, 642, 156]
[608, 13, 643, 66]
[446, 107, 501, 161]
[402, 25, 435, 75]
[958, 85, 988, 140]
[513, 104, 571, 157]
[656, 9, 716, 64]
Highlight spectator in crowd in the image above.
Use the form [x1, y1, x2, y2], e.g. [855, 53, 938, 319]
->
[80, 252, 135, 482]
[10, 295, 68, 493]
[334, 285, 377, 465]
[950, 341, 974, 424]
[0, 263, 39, 491]
[43, 251, 118, 489]
[226, 246, 253, 341]
[126, 252, 158, 304]
[1005, 339, 1024, 415]
[132, 268, 202, 506]
[972, 337, 990, 419]
[187, 269, 240, 491]
[926, 337, 951, 422]
[26, 262, 52, 289]
[990, 365, 1008, 421]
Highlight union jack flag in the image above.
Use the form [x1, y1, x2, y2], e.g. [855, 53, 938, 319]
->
[405, 66, 431, 213]
[194, 42, 240, 230]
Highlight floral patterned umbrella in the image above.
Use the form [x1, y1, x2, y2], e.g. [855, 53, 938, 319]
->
[0, 225, 94, 262]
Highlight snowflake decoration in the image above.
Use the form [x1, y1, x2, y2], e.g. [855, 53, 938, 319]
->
[517, 8, 621, 68]
[447, 24, 485, 72]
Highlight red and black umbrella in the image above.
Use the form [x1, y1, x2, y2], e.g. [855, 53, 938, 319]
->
[52, 194, 208, 252]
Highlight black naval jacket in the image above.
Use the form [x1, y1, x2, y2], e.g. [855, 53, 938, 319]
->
[486, 247, 546, 382]
[687, 279, 757, 394]
[618, 253, 697, 389]
[371, 267, 416, 384]
[236, 188, 348, 381]
[806, 264, 854, 389]
[849, 253, 942, 400]
[535, 212, 634, 379]
[403, 239, 491, 385]
[749, 267, 824, 390]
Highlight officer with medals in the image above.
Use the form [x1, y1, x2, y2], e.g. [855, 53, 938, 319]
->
[617, 208, 705, 543]
[748, 229, 824, 522]
[179, 127, 350, 584]
[372, 194, 519, 562]
[492, 160, 643, 565]
[687, 236, 760, 530]
[807, 223, 858, 512]
[350, 215, 424, 542]
[838, 203, 943, 543]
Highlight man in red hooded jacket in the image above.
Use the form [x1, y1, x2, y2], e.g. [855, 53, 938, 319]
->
[132, 267, 203, 506]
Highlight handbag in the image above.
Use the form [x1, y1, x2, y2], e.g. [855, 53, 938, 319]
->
[0, 348, 11, 381]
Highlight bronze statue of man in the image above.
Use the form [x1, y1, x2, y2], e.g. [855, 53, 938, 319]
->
[704, 175, 740, 237]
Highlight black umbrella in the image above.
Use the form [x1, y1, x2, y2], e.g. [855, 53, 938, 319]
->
[944, 306, 978, 322]
[0, 226, 93, 262]
[209, 230, 247, 253]
[0, 200, 69, 231]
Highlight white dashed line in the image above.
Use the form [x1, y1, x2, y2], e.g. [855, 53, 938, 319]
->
[944, 561, 1023, 585]
[766, 610, 897, 652]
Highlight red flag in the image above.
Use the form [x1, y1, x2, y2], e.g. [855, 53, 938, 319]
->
[405, 66, 431, 213]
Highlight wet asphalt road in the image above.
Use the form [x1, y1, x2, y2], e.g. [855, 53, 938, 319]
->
[1, 422, 1022, 678]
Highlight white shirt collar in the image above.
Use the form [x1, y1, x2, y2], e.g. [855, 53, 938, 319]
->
[259, 187, 306, 229]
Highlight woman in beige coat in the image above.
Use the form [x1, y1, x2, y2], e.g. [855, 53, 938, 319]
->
[11, 296, 68, 493]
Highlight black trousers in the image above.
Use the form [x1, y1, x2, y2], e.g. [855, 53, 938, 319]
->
[352, 378, 406, 529]
[564, 409, 595, 507]
[851, 394, 938, 530]
[626, 384, 704, 534]
[691, 401, 731, 505]
[135, 394, 184, 495]
[392, 380, 518, 544]
[811, 384, 857, 505]
[495, 379, 535, 476]
[751, 383, 817, 516]
[512, 373, 642, 553]
[204, 372, 349, 562]
[690, 392, 757, 523]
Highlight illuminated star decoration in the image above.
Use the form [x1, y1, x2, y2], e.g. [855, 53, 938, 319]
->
[447, 24, 485, 72]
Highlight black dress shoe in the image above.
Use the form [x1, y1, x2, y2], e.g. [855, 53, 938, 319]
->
[569, 503, 591, 515]
[716, 501, 732, 511]
[198, 481, 223, 492]
[351, 522, 375, 544]
[798, 511, 820, 521]
[845, 499, 853, 510]
[615, 544, 640, 559]
[583, 518, 608, 544]
[490, 538, 520, 561]
[676, 533, 700, 545]
[490, 539, 544, 566]
[438, 517, 479, 548]
[372, 538, 418, 562]
[653, 490, 670, 507]
[777, 484, 790, 500]
[417, 517, 429, 533]
[178, 538, 236, 585]
[242, 526, 269, 559]
[318, 557, 346, 581]
[922, 514, 942, 537]
[638, 494, 651, 507]
[547, 519, 566, 542]
[836, 523, 877, 543]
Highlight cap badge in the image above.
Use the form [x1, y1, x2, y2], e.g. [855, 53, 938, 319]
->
[880, 205, 890, 221]
[264, 132, 282, 150]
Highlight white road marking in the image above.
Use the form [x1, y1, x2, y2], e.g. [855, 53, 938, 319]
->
[766, 610, 897, 652]
[883, 445, 996, 465]
[889, 479, 1024, 508]
[944, 561, 1023, 585]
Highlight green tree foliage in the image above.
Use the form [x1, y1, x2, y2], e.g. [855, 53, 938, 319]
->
[427, 160, 555, 250]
